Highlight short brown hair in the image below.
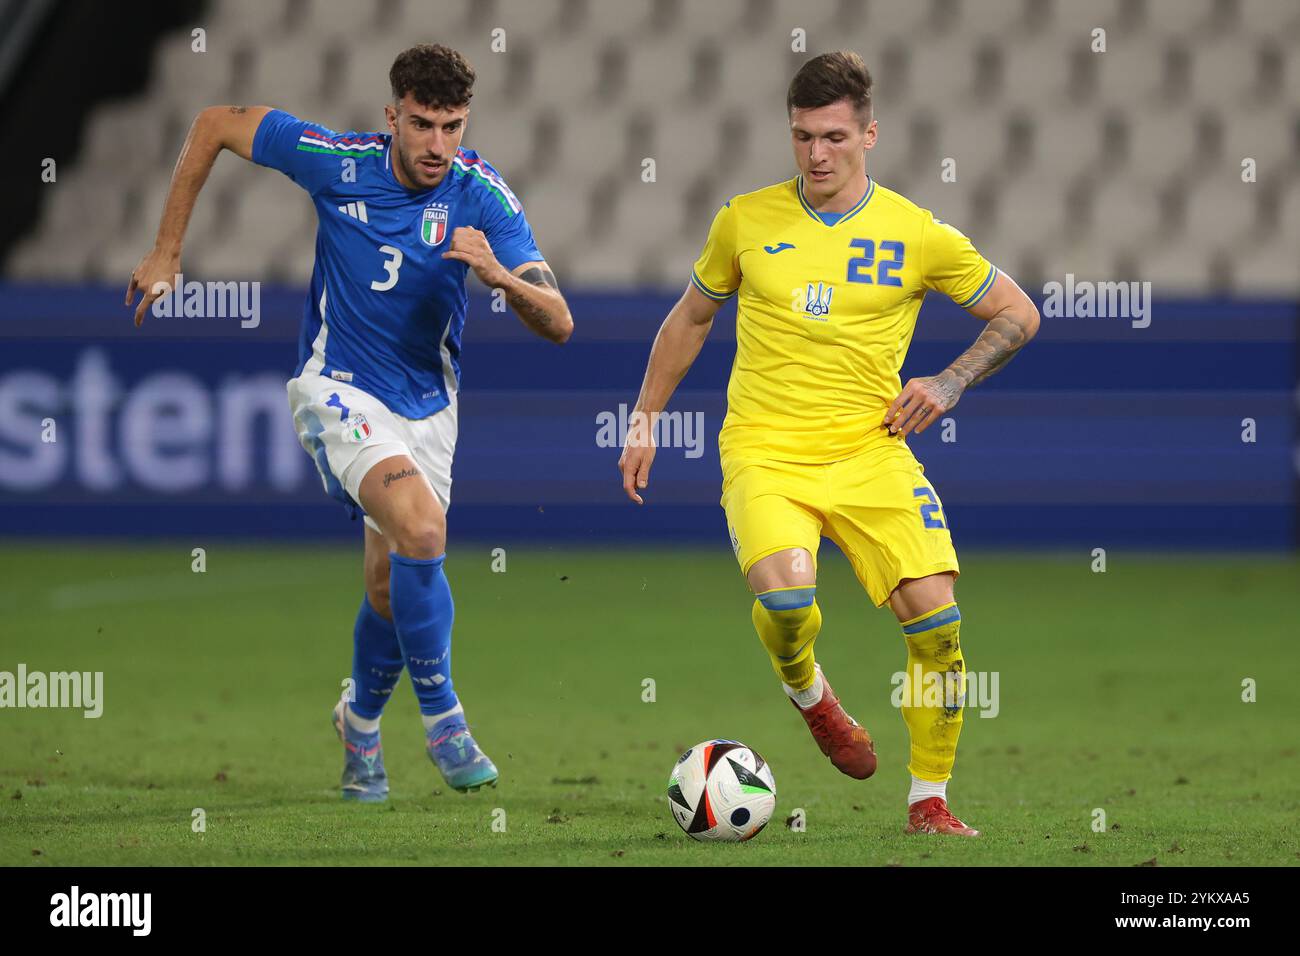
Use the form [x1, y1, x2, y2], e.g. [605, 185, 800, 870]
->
[787, 51, 873, 125]
[390, 44, 475, 109]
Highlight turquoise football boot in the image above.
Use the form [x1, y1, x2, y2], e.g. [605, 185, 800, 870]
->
[425, 710, 499, 792]
[332, 700, 389, 803]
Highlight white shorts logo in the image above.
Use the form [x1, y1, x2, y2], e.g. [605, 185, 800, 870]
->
[342, 414, 372, 443]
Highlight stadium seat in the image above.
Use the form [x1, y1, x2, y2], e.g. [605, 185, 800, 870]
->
[7, 0, 1298, 294]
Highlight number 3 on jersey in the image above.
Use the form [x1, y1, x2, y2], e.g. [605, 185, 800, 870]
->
[371, 244, 403, 291]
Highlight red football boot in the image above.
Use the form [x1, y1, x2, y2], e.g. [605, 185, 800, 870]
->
[790, 667, 877, 779]
[905, 797, 981, 836]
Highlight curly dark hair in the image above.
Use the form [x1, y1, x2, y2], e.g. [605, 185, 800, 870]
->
[389, 44, 475, 109]
[787, 51, 873, 125]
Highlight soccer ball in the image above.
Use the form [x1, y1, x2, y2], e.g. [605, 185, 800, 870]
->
[667, 739, 776, 842]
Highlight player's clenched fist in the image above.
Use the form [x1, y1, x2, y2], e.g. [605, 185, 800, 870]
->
[885, 370, 965, 438]
[441, 226, 509, 288]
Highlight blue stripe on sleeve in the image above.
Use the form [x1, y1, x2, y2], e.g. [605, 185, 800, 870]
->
[690, 270, 735, 301]
[957, 265, 998, 309]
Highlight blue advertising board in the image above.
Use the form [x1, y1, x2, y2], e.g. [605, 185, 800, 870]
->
[0, 283, 1294, 548]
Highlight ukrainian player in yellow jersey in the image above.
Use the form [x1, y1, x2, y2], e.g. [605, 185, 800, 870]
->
[619, 52, 1039, 837]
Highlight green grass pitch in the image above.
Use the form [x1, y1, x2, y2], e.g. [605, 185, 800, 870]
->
[1, 543, 1296, 866]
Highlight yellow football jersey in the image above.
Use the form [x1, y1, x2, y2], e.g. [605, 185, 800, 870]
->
[692, 175, 997, 467]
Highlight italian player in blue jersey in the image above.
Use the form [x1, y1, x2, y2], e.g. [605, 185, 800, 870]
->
[125, 45, 573, 801]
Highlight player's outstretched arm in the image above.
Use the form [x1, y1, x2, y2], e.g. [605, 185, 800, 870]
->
[886, 271, 1040, 437]
[618, 283, 722, 504]
[125, 105, 272, 326]
[441, 228, 573, 344]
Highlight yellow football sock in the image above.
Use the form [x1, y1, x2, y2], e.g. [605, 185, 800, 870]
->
[752, 586, 821, 690]
[899, 602, 966, 782]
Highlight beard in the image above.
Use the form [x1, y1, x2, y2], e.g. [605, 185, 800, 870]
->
[395, 144, 448, 190]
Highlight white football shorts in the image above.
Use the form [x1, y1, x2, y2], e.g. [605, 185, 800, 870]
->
[286, 371, 457, 533]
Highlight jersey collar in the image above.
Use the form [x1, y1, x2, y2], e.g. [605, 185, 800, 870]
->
[796, 174, 874, 227]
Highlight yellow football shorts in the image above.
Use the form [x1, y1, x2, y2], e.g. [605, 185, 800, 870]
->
[721, 441, 960, 607]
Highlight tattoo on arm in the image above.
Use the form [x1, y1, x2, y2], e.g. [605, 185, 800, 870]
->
[506, 287, 555, 330]
[928, 372, 965, 408]
[504, 267, 562, 331]
[517, 266, 558, 290]
[382, 467, 419, 488]
[228, 106, 248, 114]
[945, 312, 1033, 389]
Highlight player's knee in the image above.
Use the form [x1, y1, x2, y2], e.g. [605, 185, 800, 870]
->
[891, 572, 956, 623]
[746, 548, 816, 594]
[753, 586, 818, 634]
[388, 510, 446, 560]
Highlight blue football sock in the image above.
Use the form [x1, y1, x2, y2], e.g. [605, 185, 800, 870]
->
[348, 595, 404, 720]
[388, 552, 458, 716]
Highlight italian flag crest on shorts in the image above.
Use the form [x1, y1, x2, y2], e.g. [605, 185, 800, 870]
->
[343, 413, 372, 443]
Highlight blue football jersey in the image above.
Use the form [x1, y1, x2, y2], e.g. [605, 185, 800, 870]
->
[252, 109, 543, 419]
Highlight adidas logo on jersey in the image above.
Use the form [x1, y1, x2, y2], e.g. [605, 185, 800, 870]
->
[338, 201, 369, 223]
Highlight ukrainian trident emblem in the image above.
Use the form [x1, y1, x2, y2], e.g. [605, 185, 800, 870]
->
[803, 282, 833, 320]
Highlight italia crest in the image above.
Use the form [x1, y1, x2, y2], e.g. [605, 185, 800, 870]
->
[342, 413, 372, 443]
[420, 203, 449, 246]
